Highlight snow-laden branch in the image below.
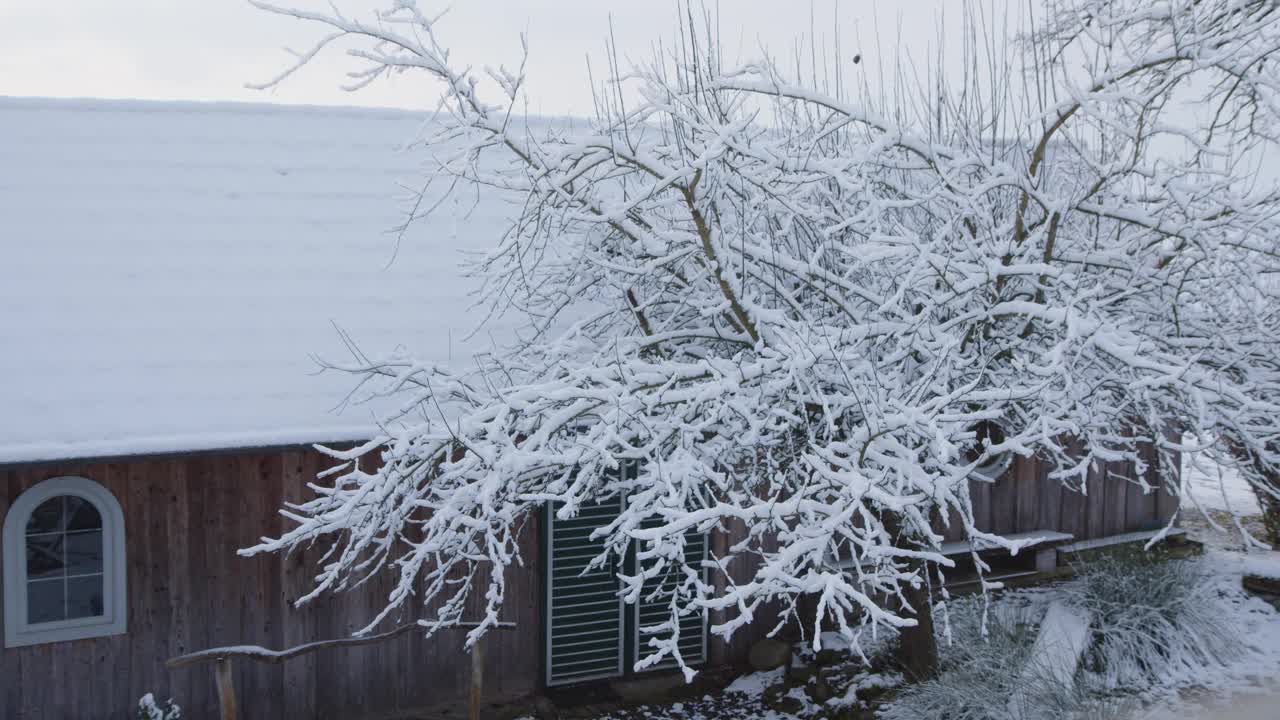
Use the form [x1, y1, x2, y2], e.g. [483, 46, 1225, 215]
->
[243, 0, 1280, 677]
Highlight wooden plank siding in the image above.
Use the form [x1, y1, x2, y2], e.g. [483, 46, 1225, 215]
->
[1, 448, 544, 720]
[1, 441, 1176, 719]
[976, 451, 1175, 540]
[707, 518, 784, 666]
[716, 446, 1177, 659]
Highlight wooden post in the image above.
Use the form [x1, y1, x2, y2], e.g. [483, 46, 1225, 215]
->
[469, 635, 485, 720]
[214, 656, 238, 720]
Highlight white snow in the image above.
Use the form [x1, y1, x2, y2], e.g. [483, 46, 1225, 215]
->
[1057, 528, 1186, 554]
[815, 631, 853, 653]
[1240, 554, 1280, 581]
[1008, 600, 1091, 715]
[1135, 549, 1280, 719]
[724, 668, 783, 694]
[136, 693, 181, 720]
[1184, 449, 1262, 516]
[0, 96, 523, 463]
[1026, 601, 1092, 687]
[831, 672, 903, 707]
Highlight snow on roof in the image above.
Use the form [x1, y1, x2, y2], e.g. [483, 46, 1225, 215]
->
[0, 96, 521, 464]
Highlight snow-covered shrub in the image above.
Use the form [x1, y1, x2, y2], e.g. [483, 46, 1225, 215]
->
[1064, 553, 1242, 691]
[881, 598, 1124, 720]
[885, 555, 1245, 719]
[135, 693, 181, 720]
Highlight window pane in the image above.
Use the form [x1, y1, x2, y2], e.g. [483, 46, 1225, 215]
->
[26, 533, 65, 579]
[26, 497, 64, 535]
[67, 575, 105, 619]
[27, 579, 66, 624]
[65, 531, 103, 576]
[65, 497, 102, 531]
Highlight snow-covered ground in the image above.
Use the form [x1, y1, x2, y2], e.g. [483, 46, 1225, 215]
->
[1182, 445, 1263, 516]
[1141, 459, 1280, 719]
[1136, 549, 1280, 720]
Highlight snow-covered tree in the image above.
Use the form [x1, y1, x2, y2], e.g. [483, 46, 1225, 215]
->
[244, 0, 1280, 678]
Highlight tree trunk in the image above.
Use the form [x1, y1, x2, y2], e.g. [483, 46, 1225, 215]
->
[897, 570, 939, 680]
[1227, 438, 1280, 546]
[883, 511, 940, 680]
[1255, 486, 1280, 547]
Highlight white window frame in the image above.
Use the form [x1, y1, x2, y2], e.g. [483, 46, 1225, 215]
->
[3, 476, 128, 647]
[970, 452, 1014, 483]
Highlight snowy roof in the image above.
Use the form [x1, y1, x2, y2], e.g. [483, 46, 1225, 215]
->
[0, 96, 520, 464]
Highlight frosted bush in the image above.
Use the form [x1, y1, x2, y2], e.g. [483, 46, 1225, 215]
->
[882, 598, 1125, 720]
[886, 555, 1244, 718]
[1064, 554, 1242, 692]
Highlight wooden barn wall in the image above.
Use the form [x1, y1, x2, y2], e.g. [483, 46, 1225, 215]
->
[0, 443, 1179, 718]
[706, 518, 782, 666]
[0, 448, 544, 720]
[943, 448, 1179, 543]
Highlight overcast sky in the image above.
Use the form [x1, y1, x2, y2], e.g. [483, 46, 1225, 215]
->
[0, 0, 992, 115]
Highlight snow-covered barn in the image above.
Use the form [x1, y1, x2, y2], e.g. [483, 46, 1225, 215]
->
[0, 96, 1178, 720]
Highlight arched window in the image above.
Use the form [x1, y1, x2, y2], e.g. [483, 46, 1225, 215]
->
[3, 476, 127, 647]
[967, 420, 1013, 482]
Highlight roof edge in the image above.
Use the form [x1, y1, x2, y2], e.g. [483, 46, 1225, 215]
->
[0, 426, 381, 467]
[0, 94, 430, 118]
[0, 94, 592, 127]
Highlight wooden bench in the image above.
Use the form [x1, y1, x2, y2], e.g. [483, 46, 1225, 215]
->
[939, 530, 1075, 587]
[942, 529, 1075, 571]
[1054, 527, 1186, 557]
[828, 530, 1077, 588]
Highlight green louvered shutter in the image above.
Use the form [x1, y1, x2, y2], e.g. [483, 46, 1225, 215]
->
[544, 497, 625, 686]
[634, 527, 708, 670]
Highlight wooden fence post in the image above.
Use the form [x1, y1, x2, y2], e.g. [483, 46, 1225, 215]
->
[214, 657, 238, 720]
[469, 635, 485, 720]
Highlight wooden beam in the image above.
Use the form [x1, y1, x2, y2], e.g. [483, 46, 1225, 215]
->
[1244, 574, 1280, 596]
